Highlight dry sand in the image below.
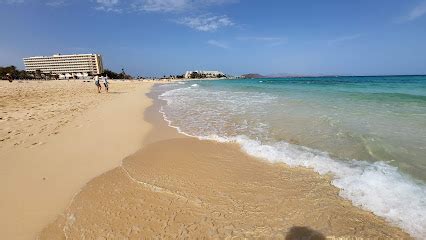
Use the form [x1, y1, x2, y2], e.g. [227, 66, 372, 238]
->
[0, 80, 154, 239]
[39, 89, 410, 239]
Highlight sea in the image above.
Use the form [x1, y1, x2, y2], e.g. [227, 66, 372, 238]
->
[155, 76, 426, 238]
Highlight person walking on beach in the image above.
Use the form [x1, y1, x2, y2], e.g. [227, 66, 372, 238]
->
[6, 73, 13, 83]
[94, 74, 101, 93]
[103, 74, 109, 93]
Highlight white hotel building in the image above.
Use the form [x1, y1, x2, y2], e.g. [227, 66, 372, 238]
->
[184, 70, 225, 78]
[23, 54, 103, 79]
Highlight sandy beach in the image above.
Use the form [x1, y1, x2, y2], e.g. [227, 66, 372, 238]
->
[3, 0, 426, 238]
[36, 86, 410, 239]
[0, 80, 154, 239]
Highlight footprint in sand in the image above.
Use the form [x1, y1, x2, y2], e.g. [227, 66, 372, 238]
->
[30, 142, 44, 148]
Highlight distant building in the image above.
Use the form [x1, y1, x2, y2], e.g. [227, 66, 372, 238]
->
[184, 70, 225, 79]
[23, 53, 103, 79]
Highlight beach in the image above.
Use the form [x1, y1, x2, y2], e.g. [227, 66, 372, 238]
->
[38, 81, 410, 239]
[0, 79, 420, 239]
[0, 80, 154, 239]
[158, 77, 426, 238]
[2, 0, 425, 238]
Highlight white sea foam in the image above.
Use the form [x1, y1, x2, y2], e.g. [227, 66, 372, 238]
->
[202, 134, 426, 239]
[159, 106, 194, 138]
[158, 85, 426, 239]
[191, 84, 199, 87]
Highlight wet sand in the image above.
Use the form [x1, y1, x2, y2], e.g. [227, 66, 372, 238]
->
[0, 80, 154, 239]
[39, 89, 410, 239]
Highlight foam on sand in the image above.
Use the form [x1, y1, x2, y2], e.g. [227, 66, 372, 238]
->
[160, 100, 426, 238]
[39, 138, 410, 239]
[158, 83, 426, 239]
[197, 135, 426, 239]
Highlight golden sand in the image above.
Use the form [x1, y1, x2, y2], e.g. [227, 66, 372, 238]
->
[40, 138, 409, 239]
[38, 92, 410, 239]
[0, 80, 154, 239]
[0, 80, 143, 149]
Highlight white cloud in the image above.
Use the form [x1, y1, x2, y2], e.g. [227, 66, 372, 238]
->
[237, 36, 287, 46]
[0, 0, 24, 4]
[46, 0, 67, 7]
[132, 0, 187, 12]
[131, 0, 237, 12]
[207, 40, 229, 49]
[1, 0, 238, 14]
[328, 34, 361, 46]
[1, 0, 67, 6]
[95, 0, 122, 12]
[404, 1, 426, 22]
[176, 14, 233, 31]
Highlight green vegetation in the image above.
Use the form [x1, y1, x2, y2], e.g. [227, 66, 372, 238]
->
[189, 72, 225, 79]
[103, 69, 132, 79]
[0, 66, 134, 80]
[0, 65, 32, 79]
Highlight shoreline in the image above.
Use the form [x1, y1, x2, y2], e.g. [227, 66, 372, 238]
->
[39, 83, 410, 239]
[0, 80, 155, 239]
[158, 78, 426, 238]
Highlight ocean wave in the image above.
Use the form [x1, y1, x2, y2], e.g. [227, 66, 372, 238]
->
[188, 131, 426, 238]
[220, 135, 426, 239]
[344, 92, 426, 103]
[157, 84, 426, 239]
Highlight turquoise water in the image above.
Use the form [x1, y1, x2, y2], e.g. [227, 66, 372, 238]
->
[156, 76, 426, 238]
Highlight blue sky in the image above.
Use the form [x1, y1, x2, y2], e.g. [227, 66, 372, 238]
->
[1, 0, 426, 76]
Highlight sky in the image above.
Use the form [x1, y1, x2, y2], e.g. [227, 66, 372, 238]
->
[1, 0, 426, 77]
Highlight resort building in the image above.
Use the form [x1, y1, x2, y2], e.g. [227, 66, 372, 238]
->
[184, 70, 225, 79]
[23, 53, 103, 79]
